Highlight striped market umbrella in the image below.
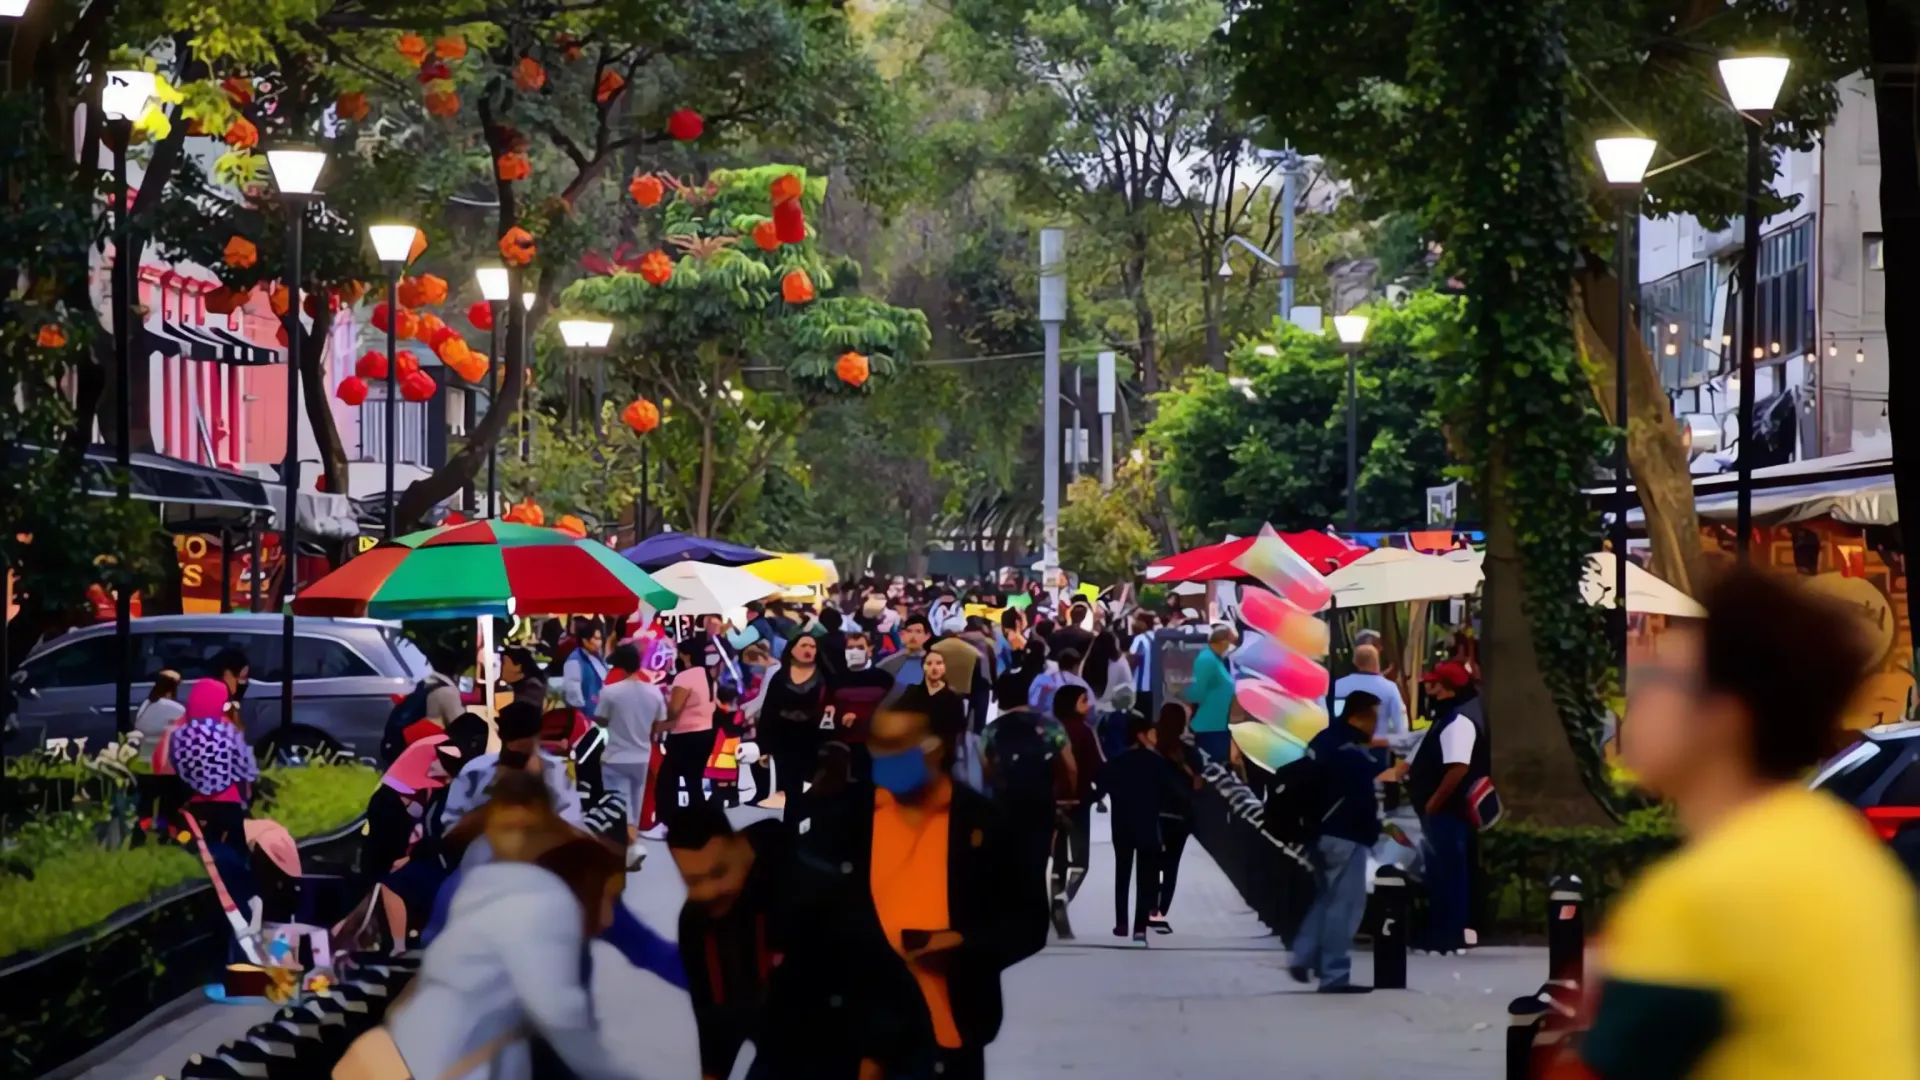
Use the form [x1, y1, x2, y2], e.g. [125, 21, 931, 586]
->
[293, 520, 676, 620]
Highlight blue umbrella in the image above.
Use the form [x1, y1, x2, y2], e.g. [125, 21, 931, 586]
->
[620, 531, 770, 571]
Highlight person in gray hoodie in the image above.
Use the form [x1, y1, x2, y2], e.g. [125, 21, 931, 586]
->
[388, 771, 646, 1080]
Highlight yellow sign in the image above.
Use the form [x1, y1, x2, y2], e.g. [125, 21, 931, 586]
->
[1803, 573, 1896, 666]
[354, 535, 380, 555]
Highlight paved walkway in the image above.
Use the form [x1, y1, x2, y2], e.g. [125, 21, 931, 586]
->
[68, 808, 1547, 1080]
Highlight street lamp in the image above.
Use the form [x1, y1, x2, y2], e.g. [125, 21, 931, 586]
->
[102, 68, 156, 733]
[476, 266, 511, 517]
[1332, 313, 1369, 532]
[1594, 134, 1654, 676]
[368, 223, 415, 536]
[1038, 227, 1066, 590]
[519, 291, 536, 462]
[558, 318, 614, 441]
[1718, 53, 1789, 562]
[267, 144, 326, 738]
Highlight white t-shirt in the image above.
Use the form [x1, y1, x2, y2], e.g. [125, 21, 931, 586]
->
[596, 677, 667, 765]
[1331, 671, 1407, 737]
[1439, 713, 1477, 765]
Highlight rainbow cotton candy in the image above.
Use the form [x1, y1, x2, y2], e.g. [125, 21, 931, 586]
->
[1230, 524, 1333, 612]
[1235, 631, 1332, 701]
[1234, 677, 1330, 744]
[1240, 587, 1331, 658]
[1229, 721, 1307, 773]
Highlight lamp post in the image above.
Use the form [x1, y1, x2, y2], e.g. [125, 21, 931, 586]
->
[557, 318, 613, 441]
[1097, 350, 1117, 491]
[266, 146, 326, 737]
[1332, 314, 1370, 532]
[519, 291, 535, 463]
[368, 224, 415, 536]
[1038, 228, 1066, 590]
[101, 68, 156, 733]
[1718, 54, 1790, 563]
[1594, 135, 1656, 674]
[476, 266, 511, 517]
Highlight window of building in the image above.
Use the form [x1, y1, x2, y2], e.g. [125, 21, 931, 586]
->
[1755, 217, 1814, 361]
[1867, 234, 1885, 271]
[1640, 262, 1712, 389]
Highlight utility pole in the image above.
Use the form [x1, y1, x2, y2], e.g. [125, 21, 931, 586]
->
[1097, 350, 1116, 491]
[1039, 227, 1066, 589]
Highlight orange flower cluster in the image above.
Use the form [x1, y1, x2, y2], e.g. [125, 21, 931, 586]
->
[639, 250, 674, 286]
[629, 173, 664, 208]
[36, 324, 67, 348]
[224, 117, 258, 149]
[336, 92, 369, 122]
[499, 227, 537, 266]
[496, 152, 531, 182]
[622, 398, 660, 434]
[396, 34, 428, 66]
[514, 57, 547, 92]
[595, 70, 626, 104]
[223, 236, 257, 269]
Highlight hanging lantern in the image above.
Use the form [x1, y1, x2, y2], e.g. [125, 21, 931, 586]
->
[415, 313, 447, 345]
[400, 371, 437, 402]
[336, 92, 369, 122]
[417, 59, 452, 84]
[770, 174, 802, 204]
[621, 398, 660, 434]
[468, 300, 495, 331]
[595, 70, 626, 104]
[835, 351, 870, 387]
[514, 57, 547, 91]
[224, 117, 259, 149]
[35, 325, 66, 348]
[408, 230, 429, 263]
[425, 89, 460, 117]
[395, 349, 421, 377]
[221, 77, 254, 107]
[396, 33, 428, 66]
[269, 285, 290, 316]
[418, 274, 449, 305]
[499, 226, 537, 266]
[223, 236, 257, 269]
[355, 350, 389, 380]
[337, 280, 368, 306]
[428, 324, 461, 352]
[556, 514, 588, 538]
[781, 269, 815, 304]
[396, 278, 424, 308]
[751, 221, 780, 251]
[204, 287, 245, 315]
[629, 173, 664, 208]
[639, 250, 674, 286]
[434, 35, 467, 60]
[395, 308, 421, 340]
[666, 108, 703, 141]
[335, 375, 369, 406]
[773, 199, 806, 244]
[496, 152, 531, 182]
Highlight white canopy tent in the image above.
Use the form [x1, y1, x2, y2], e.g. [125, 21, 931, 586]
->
[650, 560, 781, 619]
[1437, 548, 1702, 616]
[1325, 547, 1484, 607]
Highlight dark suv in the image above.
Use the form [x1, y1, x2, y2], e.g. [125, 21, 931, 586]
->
[1811, 722, 1920, 880]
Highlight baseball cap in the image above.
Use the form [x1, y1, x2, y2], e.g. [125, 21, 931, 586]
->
[1421, 660, 1472, 690]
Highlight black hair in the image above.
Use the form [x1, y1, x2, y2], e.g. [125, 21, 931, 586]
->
[1084, 631, 1120, 698]
[1001, 608, 1024, 630]
[676, 637, 704, 666]
[501, 646, 536, 676]
[428, 645, 468, 676]
[1700, 566, 1871, 780]
[1127, 711, 1156, 742]
[1070, 600, 1091, 621]
[609, 643, 642, 672]
[1341, 690, 1382, 721]
[716, 683, 740, 706]
[212, 648, 250, 676]
[444, 712, 491, 761]
[746, 600, 765, 615]
[1053, 684, 1091, 724]
[905, 613, 932, 633]
[667, 800, 736, 850]
[497, 701, 544, 742]
[1056, 648, 1083, 673]
[820, 607, 844, 631]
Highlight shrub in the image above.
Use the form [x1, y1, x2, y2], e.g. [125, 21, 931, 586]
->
[1478, 808, 1679, 935]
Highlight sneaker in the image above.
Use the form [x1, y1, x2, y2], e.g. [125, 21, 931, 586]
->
[1131, 931, 1148, 946]
[1148, 914, 1172, 935]
[625, 844, 647, 872]
[1113, 927, 1128, 938]
[639, 824, 669, 842]
[1287, 965, 1311, 984]
[1318, 984, 1373, 995]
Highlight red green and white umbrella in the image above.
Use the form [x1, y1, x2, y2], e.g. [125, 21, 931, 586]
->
[293, 520, 675, 620]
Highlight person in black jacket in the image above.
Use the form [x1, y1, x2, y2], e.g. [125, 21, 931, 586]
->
[669, 802, 795, 1080]
[763, 695, 1047, 1079]
[1096, 712, 1189, 943]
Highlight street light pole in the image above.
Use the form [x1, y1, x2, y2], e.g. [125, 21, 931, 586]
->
[368, 225, 414, 536]
[1097, 350, 1116, 491]
[1333, 314, 1370, 532]
[1595, 134, 1656, 675]
[476, 266, 511, 518]
[267, 147, 325, 734]
[1718, 54, 1790, 563]
[1038, 228, 1066, 589]
[519, 290, 534, 464]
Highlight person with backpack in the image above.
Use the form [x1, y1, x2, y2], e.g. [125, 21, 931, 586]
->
[1407, 660, 1489, 954]
[1095, 712, 1187, 944]
[1289, 691, 1405, 993]
[982, 676, 1074, 919]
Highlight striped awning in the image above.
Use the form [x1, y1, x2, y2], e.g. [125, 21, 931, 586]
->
[157, 319, 281, 365]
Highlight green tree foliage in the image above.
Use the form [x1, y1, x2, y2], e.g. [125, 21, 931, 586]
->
[564, 164, 930, 537]
[1058, 465, 1159, 585]
[1150, 293, 1461, 541]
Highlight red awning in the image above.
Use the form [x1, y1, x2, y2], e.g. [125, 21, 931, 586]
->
[1145, 530, 1365, 583]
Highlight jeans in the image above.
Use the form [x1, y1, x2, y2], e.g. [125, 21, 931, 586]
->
[1113, 839, 1158, 934]
[1420, 811, 1472, 951]
[1157, 815, 1191, 915]
[1291, 834, 1370, 987]
[1193, 729, 1231, 765]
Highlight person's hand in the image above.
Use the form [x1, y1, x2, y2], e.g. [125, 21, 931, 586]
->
[1376, 760, 1409, 783]
[1423, 796, 1445, 817]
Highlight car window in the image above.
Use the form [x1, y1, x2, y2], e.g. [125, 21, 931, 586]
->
[244, 634, 378, 681]
[1873, 756, 1920, 807]
[23, 634, 121, 688]
[1814, 739, 1897, 803]
[144, 631, 255, 681]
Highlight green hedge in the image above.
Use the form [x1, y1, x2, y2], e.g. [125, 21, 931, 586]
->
[0, 763, 377, 961]
[1478, 810, 1679, 935]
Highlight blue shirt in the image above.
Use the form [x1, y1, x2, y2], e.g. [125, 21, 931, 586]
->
[1331, 672, 1406, 737]
[1184, 648, 1235, 733]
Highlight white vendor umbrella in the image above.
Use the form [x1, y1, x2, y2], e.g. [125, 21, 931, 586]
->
[1325, 547, 1484, 607]
[1580, 552, 1705, 617]
[651, 560, 781, 618]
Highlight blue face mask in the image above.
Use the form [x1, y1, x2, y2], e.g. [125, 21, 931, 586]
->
[870, 745, 931, 797]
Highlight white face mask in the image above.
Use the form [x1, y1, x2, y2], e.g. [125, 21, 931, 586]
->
[845, 648, 870, 669]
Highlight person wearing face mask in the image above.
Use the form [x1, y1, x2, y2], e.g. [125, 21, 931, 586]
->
[736, 641, 779, 801]
[1182, 624, 1239, 764]
[771, 698, 1046, 1080]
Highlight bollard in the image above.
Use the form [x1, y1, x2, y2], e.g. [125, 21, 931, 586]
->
[1546, 874, 1585, 985]
[1506, 993, 1549, 1080]
[1372, 866, 1407, 990]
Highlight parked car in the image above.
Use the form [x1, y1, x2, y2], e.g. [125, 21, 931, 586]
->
[6, 613, 429, 762]
[1810, 721, 1920, 881]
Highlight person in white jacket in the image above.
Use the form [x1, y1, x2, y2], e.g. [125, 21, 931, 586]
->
[441, 703, 582, 866]
[388, 772, 644, 1080]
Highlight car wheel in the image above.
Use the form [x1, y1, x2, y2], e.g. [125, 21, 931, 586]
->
[261, 727, 343, 768]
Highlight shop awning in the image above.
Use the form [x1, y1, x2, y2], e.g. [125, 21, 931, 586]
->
[206, 325, 279, 365]
[11, 444, 274, 530]
[1627, 473, 1899, 528]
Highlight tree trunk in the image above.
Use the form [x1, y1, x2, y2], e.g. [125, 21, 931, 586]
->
[1869, 0, 1920, 663]
[696, 419, 715, 537]
[394, 296, 529, 527]
[1571, 266, 1706, 596]
[1122, 230, 1161, 401]
[298, 307, 349, 493]
[1481, 444, 1612, 825]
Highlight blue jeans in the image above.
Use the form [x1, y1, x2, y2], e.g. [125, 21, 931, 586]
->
[1193, 729, 1231, 765]
[1420, 811, 1472, 951]
[1291, 835, 1370, 987]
